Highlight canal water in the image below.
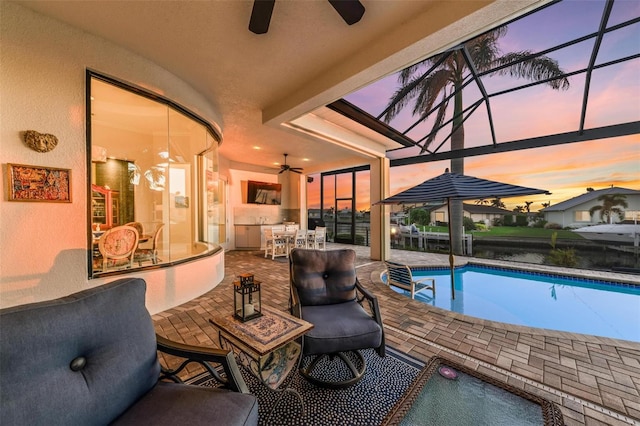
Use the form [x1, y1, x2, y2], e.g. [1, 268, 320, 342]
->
[473, 243, 639, 272]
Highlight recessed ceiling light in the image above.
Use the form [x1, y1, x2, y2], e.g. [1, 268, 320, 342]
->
[253, 146, 261, 150]
[303, 158, 310, 162]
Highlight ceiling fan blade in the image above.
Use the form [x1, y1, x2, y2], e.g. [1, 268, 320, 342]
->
[278, 169, 285, 174]
[249, 0, 275, 34]
[291, 169, 302, 174]
[328, 0, 365, 25]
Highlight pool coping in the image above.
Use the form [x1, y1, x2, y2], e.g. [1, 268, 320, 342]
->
[411, 261, 640, 290]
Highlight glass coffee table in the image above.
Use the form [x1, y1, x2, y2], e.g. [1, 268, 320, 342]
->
[209, 305, 313, 411]
[381, 356, 564, 426]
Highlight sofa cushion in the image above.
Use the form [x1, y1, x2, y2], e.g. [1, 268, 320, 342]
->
[112, 382, 259, 425]
[0, 278, 160, 425]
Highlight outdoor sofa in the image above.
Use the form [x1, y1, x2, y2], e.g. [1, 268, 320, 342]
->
[0, 278, 258, 426]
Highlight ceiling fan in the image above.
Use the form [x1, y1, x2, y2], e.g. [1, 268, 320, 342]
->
[279, 153, 303, 174]
[249, 0, 365, 34]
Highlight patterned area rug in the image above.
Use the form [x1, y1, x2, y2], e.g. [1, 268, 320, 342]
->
[187, 347, 423, 426]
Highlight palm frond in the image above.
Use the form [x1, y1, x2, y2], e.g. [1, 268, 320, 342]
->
[380, 80, 421, 122]
[412, 69, 451, 118]
[381, 67, 450, 123]
[464, 28, 506, 70]
[420, 95, 449, 153]
[492, 51, 570, 90]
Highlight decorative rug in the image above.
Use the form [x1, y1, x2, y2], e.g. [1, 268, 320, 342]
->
[186, 347, 423, 426]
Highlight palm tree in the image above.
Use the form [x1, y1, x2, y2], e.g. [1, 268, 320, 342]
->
[381, 27, 569, 254]
[475, 198, 489, 205]
[589, 194, 628, 224]
[524, 201, 534, 213]
[491, 198, 506, 209]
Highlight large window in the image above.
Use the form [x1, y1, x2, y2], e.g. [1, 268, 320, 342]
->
[574, 211, 591, 222]
[87, 72, 222, 277]
[308, 166, 371, 246]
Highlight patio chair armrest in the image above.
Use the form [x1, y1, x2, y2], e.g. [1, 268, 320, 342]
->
[354, 279, 385, 357]
[354, 278, 376, 301]
[289, 285, 302, 318]
[156, 334, 249, 393]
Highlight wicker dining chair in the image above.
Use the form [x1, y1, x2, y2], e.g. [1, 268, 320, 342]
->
[134, 223, 164, 266]
[94, 225, 139, 272]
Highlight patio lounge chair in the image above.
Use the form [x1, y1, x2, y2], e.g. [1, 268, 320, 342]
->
[384, 261, 436, 299]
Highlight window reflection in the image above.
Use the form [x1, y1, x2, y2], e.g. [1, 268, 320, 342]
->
[88, 74, 222, 277]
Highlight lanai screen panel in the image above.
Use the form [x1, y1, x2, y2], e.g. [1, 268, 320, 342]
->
[337, 0, 640, 165]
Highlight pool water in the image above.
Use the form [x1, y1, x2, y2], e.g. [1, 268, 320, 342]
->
[391, 265, 640, 342]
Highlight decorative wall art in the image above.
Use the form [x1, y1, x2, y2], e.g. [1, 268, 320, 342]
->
[175, 195, 189, 208]
[23, 130, 59, 153]
[7, 163, 71, 202]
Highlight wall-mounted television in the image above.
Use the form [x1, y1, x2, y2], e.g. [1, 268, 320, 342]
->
[247, 180, 282, 205]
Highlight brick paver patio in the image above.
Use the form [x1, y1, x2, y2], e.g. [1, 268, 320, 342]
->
[154, 244, 640, 425]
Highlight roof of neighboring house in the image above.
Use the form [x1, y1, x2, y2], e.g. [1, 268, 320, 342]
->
[463, 204, 513, 215]
[429, 203, 511, 215]
[541, 187, 640, 212]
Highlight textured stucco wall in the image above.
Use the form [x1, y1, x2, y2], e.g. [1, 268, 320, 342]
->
[0, 2, 224, 313]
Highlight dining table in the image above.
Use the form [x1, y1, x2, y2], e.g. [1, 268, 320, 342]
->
[272, 229, 316, 252]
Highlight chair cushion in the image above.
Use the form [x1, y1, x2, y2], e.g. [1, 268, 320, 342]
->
[301, 301, 382, 355]
[112, 382, 259, 426]
[290, 249, 357, 306]
[0, 278, 160, 426]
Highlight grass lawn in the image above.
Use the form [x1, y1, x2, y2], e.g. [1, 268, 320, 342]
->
[417, 225, 584, 240]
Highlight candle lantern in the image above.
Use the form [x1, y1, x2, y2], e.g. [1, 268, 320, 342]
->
[233, 273, 262, 322]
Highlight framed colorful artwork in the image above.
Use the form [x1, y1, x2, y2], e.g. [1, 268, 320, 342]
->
[7, 163, 71, 202]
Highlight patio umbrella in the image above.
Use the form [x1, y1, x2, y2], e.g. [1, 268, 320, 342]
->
[376, 169, 549, 299]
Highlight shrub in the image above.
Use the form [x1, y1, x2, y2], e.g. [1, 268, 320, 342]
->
[503, 215, 514, 226]
[410, 209, 430, 226]
[544, 222, 562, 230]
[492, 217, 503, 226]
[463, 217, 476, 231]
[532, 219, 547, 228]
[515, 215, 528, 227]
[548, 248, 578, 267]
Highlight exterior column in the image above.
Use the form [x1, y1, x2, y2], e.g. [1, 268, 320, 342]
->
[369, 157, 390, 261]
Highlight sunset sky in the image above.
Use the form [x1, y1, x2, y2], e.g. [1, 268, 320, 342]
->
[330, 0, 640, 213]
[388, 135, 639, 212]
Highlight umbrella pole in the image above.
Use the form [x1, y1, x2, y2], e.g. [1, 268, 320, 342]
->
[447, 198, 455, 300]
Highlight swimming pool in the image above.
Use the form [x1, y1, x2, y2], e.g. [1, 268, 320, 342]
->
[388, 265, 640, 342]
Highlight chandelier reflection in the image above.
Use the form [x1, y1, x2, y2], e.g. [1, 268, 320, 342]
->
[144, 166, 165, 191]
[128, 163, 141, 185]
